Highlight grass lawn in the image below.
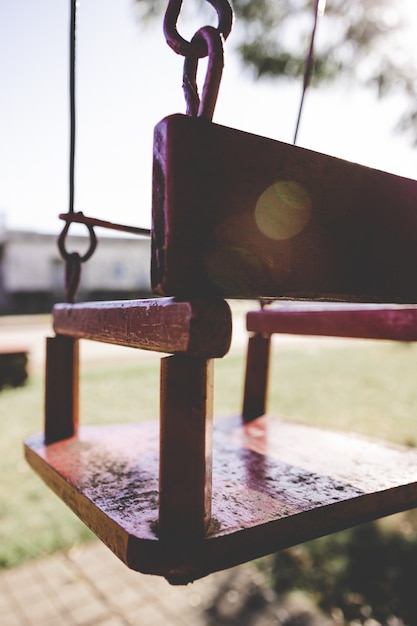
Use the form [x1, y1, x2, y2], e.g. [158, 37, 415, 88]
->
[1, 324, 417, 570]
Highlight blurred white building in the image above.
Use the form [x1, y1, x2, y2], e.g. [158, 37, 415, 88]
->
[0, 230, 151, 314]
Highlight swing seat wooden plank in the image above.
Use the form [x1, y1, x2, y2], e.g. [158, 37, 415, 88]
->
[52, 297, 232, 357]
[152, 114, 417, 302]
[247, 304, 417, 341]
[24, 414, 417, 584]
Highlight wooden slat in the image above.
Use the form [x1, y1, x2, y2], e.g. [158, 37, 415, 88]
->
[44, 336, 79, 444]
[159, 356, 213, 539]
[242, 333, 271, 422]
[24, 415, 417, 584]
[152, 114, 417, 302]
[247, 304, 417, 340]
[53, 297, 232, 358]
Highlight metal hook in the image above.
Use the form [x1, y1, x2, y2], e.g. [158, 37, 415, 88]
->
[183, 26, 224, 120]
[164, 0, 232, 58]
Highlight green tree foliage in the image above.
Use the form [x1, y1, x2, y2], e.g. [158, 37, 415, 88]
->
[135, 0, 417, 141]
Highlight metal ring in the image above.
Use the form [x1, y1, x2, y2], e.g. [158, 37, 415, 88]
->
[58, 214, 97, 263]
[164, 0, 232, 58]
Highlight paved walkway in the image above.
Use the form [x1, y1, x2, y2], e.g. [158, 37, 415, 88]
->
[1, 540, 224, 626]
[0, 540, 302, 626]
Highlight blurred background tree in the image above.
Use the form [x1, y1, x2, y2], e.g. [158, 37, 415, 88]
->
[135, 0, 417, 142]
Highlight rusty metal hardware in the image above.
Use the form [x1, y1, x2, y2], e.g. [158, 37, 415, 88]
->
[164, 0, 232, 58]
[59, 212, 151, 237]
[58, 217, 98, 265]
[164, 0, 233, 120]
[58, 216, 98, 303]
[183, 26, 224, 119]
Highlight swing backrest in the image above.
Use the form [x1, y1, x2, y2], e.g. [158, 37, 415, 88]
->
[151, 114, 417, 303]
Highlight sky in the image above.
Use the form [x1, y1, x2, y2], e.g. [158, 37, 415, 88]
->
[1, 0, 417, 236]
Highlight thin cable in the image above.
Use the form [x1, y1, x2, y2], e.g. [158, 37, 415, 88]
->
[293, 0, 325, 144]
[69, 0, 77, 213]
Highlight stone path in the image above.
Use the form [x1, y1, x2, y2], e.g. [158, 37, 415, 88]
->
[1, 539, 338, 626]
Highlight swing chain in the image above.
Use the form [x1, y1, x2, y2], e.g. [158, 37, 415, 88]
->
[164, 0, 232, 59]
[183, 25, 224, 119]
[164, 0, 233, 120]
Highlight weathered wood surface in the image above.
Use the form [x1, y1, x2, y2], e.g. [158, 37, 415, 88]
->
[247, 304, 417, 340]
[44, 336, 79, 444]
[25, 415, 417, 584]
[152, 114, 417, 301]
[53, 297, 232, 358]
[242, 333, 271, 421]
[159, 356, 213, 539]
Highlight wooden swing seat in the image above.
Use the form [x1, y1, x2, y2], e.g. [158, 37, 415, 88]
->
[24, 298, 417, 583]
[25, 413, 417, 584]
[25, 115, 417, 583]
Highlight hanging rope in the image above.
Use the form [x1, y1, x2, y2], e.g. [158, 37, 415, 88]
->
[69, 0, 76, 216]
[293, 0, 326, 144]
[59, 0, 151, 303]
[164, 0, 233, 121]
[57, 0, 97, 303]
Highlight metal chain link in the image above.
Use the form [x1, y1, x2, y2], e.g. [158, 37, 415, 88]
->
[164, 0, 233, 120]
[183, 25, 224, 119]
[164, 0, 232, 58]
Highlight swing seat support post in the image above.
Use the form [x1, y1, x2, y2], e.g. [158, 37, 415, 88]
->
[242, 332, 271, 423]
[159, 355, 213, 539]
[44, 335, 79, 444]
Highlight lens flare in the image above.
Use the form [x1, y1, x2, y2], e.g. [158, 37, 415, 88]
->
[255, 180, 312, 240]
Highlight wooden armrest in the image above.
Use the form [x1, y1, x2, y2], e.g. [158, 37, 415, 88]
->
[53, 297, 232, 357]
[247, 304, 417, 341]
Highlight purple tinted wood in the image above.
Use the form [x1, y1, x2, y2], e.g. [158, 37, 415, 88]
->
[25, 415, 417, 584]
[53, 297, 232, 358]
[44, 336, 79, 444]
[242, 333, 271, 421]
[159, 356, 213, 539]
[152, 114, 417, 302]
[247, 305, 417, 341]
